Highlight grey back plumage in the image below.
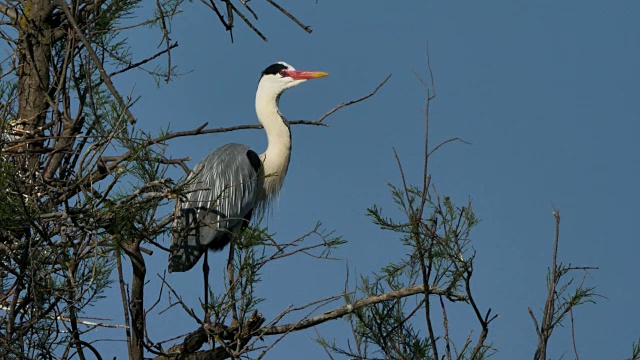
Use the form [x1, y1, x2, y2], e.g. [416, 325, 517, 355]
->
[169, 144, 264, 272]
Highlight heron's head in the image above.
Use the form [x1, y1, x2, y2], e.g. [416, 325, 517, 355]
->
[258, 61, 328, 95]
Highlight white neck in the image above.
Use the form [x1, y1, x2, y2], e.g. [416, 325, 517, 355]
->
[255, 82, 291, 203]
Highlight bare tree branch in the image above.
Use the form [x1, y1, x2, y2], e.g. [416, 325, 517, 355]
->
[313, 74, 391, 124]
[0, 2, 17, 23]
[260, 284, 467, 335]
[109, 42, 179, 78]
[265, 0, 312, 33]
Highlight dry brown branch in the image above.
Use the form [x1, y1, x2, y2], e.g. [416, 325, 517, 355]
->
[238, 0, 258, 20]
[198, 0, 314, 42]
[0, 2, 18, 23]
[256, 224, 341, 265]
[466, 263, 498, 359]
[265, 0, 312, 33]
[260, 284, 467, 335]
[428, 137, 472, 157]
[155, 0, 174, 83]
[255, 297, 337, 360]
[0, 305, 128, 329]
[227, 1, 266, 41]
[158, 274, 203, 325]
[571, 307, 580, 360]
[532, 209, 561, 360]
[116, 255, 134, 355]
[154, 311, 266, 359]
[151, 282, 463, 358]
[201, 0, 231, 32]
[530, 209, 599, 360]
[260, 293, 346, 333]
[440, 296, 452, 360]
[109, 42, 179, 78]
[313, 74, 391, 124]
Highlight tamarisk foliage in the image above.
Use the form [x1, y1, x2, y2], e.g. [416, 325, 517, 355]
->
[314, 68, 497, 360]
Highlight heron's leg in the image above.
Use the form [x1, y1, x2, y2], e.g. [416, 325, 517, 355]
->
[228, 214, 250, 324]
[203, 250, 210, 322]
[226, 240, 238, 324]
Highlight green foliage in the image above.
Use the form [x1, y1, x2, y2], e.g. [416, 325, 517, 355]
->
[208, 222, 346, 329]
[347, 276, 435, 360]
[367, 183, 478, 292]
[319, 170, 493, 359]
[627, 337, 640, 360]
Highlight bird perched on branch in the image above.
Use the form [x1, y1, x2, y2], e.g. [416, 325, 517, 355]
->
[169, 62, 328, 273]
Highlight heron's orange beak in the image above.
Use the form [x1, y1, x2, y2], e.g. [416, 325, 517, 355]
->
[287, 70, 329, 80]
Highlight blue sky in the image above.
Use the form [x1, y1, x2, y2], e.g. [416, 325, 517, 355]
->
[97, 0, 640, 358]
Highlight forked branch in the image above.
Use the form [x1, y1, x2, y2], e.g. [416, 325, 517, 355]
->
[152, 283, 466, 358]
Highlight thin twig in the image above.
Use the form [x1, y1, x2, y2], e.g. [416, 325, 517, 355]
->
[155, 0, 174, 83]
[228, 1, 266, 41]
[109, 42, 178, 78]
[316, 74, 391, 123]
[158, 274, 202, 325]
[570, 307, 580, 360]
[265, 0, 312, 33]
[0, 305, 129, 329]
[440, 296, 452, 360]
[428, 137, 472, 157]
[55, 0, 137, 124]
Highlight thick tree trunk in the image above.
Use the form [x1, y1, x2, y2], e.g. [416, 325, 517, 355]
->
[16, 0, 53, 165]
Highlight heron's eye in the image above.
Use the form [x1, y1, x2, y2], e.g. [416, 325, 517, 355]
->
[279, 70, 288, 77]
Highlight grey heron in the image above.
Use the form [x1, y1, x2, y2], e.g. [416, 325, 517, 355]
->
[169, 62, 328, 273]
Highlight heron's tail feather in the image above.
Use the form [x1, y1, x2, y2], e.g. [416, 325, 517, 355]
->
[168, 235, 204, 273]
[168, 208, 205, 273]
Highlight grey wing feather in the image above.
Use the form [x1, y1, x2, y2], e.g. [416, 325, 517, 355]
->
[169, 144, 264, 272]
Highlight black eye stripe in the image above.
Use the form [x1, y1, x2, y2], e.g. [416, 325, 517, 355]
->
[261, 63, 288, 76]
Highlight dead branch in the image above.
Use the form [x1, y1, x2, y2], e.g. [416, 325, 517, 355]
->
[109, 42, 179, 78]
[265, 0, 312, 33]
[149, 283, 465, 358]
[259, 284, 467, 335]
[0, 2, 17, 24]
[531, 209, 598, 360]
[0, 304, 128, 329]
[312, 74, 391, 124]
